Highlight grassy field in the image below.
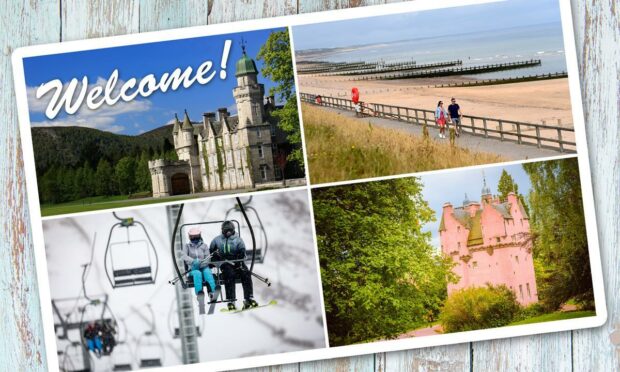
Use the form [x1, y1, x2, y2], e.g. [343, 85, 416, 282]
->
[40, 194, 200, 216]
[508, 310, 596, 326]
[302, 104, 505, 184]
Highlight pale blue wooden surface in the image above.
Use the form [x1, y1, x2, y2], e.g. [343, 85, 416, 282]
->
[0, 0, 618, 371]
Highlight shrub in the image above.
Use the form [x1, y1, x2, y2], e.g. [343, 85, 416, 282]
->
[439, 284, 520, 333]
[513, 302, 545, 323]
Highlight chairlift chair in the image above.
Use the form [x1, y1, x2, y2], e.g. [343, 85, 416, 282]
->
[78, 298, 118, 357]
[136, 331, 164, 368]
[110, 342, 133, 371]
[224, 196, 269, 264]
[61, 341, 91, 372]
[104, 213, 159, 289]
[169, 197, 271, 311]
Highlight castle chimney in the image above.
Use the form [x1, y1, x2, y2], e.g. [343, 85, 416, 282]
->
[217, 107, 229, 121]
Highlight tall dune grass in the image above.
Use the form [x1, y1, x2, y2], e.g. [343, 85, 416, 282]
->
[302, 104, 505, 184]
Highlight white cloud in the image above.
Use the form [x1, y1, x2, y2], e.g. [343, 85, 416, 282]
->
[27, 76, 152, 133]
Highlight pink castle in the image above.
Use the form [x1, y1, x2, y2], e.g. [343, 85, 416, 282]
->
[439, 179, 538, 305]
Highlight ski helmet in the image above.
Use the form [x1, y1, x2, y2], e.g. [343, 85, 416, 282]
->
[221, 221, 235, 237]
[188, 227, 202, 241]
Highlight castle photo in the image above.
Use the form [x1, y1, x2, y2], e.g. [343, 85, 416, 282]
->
[23, 28, 305, 216]
[439, 179, 537, 305]
[148, 47, 302, 197]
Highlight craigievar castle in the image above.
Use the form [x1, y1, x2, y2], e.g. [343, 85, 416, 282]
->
[148, 47, 298, 197]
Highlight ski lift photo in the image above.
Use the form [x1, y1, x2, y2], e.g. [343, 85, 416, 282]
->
[168, 197, 272, 314]
[135, 305, 165, 368]
[167, 298, 205, 339]
[104, 212, 159, 289]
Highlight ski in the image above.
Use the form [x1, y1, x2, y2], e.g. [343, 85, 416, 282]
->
[220, 300, 277, 314]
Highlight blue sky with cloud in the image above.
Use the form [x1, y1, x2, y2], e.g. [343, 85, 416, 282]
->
[23, 27, 285, 135]
[293, 0, 562, 50]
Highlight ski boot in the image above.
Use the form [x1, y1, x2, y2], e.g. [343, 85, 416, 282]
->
[243, 298, 259, 310]
[227, 302, 237, 311]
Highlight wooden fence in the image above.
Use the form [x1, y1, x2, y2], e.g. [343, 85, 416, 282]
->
[362, 59, 542, 80]
[433, 72, 569, 88]
[300, 93, 576, 153]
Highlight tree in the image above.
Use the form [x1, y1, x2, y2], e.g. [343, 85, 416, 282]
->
[523, 158, 593, 310]
[135, 151, 152, 192]
[312, 178, 455, 346]
[497, 169, 529, 215]
[115, 156, 137, 195]
[257, 30, 304, 169]
[95, 159, 115, 196]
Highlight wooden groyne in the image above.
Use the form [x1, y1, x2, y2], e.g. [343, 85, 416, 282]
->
[433, 72, 568, 88]
[300, 92, 575, 153]
[360, 59, 542, 81]
[321, 60, 461, 77]
[297, 61, 379, 74]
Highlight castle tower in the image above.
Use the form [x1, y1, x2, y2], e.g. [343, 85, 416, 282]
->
[439, 179, 538, 305]
[173, 110, 202, 192]
[232, 44, 275, 183]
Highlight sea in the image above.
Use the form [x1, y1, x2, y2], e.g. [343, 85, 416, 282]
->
[300, 23, 567, 80]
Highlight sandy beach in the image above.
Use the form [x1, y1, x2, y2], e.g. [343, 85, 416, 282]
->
[298, 75, 574, 126]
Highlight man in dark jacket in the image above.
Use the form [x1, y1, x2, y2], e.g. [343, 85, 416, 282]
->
[210, 221, 258, 311]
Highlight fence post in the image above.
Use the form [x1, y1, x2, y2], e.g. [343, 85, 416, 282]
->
[414, 109, 419, 124]
[483, 118, 488, 138]
[517, 123, 522, 144]
[557, 128, 564, 152]
[536, 126, 541, 148]
[499, 120, 504, 141]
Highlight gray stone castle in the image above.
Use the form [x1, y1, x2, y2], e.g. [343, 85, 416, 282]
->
[148, 48, 293, 197]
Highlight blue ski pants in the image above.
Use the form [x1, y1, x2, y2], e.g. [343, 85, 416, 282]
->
[87, 336, 102, 353]
[189, 268, 216, 295]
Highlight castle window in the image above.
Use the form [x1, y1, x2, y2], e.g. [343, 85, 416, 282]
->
[526, 283, 531, 298]
[457, 226, 460, 233]
[256, 127, 262, 138]
[260, 165, 268, 180]
[472, 261, 478, 268]
[519, 285, 524, 300]
[515, 255, 519, 264]
[457, 242, 461, 249]
[496, 237, 501, 243]
[274, 165, 282, 179]
[258, 144, 264, 158]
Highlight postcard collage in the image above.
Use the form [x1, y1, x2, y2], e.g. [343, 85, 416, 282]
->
[11, 0, 607, 371]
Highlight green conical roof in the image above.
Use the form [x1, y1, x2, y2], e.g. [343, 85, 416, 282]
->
[182, 110, 193, 130]
[172, 113, 181, 133]
[235, 51, 258, 77]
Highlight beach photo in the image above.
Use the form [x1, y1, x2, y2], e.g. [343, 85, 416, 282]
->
[292, 0, 576, 184]
[21, 27, 305, 216]
[312, 157, 597, 346]
[43, 189, 326, 371]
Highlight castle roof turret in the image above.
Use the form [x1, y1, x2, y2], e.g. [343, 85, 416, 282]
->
[172, 113, 181, 133]
[181, 109, 193, 131]
[235, 47, 258, 77]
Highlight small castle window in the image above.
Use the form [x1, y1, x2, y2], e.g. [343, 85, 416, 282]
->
[515, 256, 519, 264]
[526, 283, 531, 298]
[457, 226, 460, 233]
[472, 261, 478, 268]
[496, 237, 501, 243]
[457, 242, 461, 249]
[519, 285, 524, 300]
[258, 144, 264, 158]
[260, 165, 268, 180]
[256, 127, 262, 138]
[274, 165, 282, 179]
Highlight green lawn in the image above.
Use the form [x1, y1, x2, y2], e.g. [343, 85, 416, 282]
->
[40, 194, 201, 216]
[508, 310, 596, 326]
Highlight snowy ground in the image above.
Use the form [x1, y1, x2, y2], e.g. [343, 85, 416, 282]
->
[42, 189, 327, 371]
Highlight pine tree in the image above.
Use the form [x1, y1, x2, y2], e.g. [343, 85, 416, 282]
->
[95, 159, 115, 196]
[115, 156, 137, 195]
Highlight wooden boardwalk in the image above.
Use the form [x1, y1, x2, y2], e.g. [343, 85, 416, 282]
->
[0, 1, 618, 372]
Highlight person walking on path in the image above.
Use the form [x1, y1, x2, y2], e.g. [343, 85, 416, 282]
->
[435, 101, 449, 139]
[448, 97, 463, 137]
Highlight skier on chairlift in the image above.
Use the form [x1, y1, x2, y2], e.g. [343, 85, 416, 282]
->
[84, 322, 103, 358]
[210, 221, 258, 311]
[181, 227, 218, 313]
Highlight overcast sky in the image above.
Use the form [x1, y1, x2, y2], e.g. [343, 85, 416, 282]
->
[293, 0, 562, 50]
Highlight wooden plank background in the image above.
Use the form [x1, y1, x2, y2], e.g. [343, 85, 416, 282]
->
[0, 0, 617, 370]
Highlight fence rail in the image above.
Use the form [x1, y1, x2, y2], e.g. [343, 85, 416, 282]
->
[433, 72, 568, 88]
[300, 93, 576, 153]
[362, 59, 542, 81]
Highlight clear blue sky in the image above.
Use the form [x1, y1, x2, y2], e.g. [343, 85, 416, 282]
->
[23, 27, 286, 135]
[293, 0, 562, 50]
[420, 163, 532, 250]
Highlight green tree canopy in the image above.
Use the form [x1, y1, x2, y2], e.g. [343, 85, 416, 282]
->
[257, 30, 304, 169]
[312, 178, 455, 346]
[523, 158, 593, 310]
[115, 156, 137, 195]
[497, 169, 529, 215]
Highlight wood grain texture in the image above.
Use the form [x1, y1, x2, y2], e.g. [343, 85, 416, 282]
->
[0, 0, 618, 371]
